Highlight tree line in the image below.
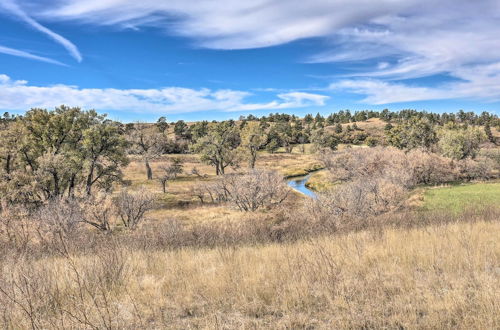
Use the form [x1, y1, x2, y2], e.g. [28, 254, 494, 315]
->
[1, 106, 498, 208]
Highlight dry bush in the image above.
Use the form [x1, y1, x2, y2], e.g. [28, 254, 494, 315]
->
[80, 192, 115, 232]
[310, 146, 494, 232]
[221, 170, 289, 211]
[454, 157, 496, 181]
[126, 212, 280, 250]
[406, 148, 455, 184]
[0, 206, 30, 245]
[296, 177, 408, 234]
[315, 148, 415, 224]
[192, 170, 289, 211]
[115, 188, 155, 230]
[330, 177, 407, 216]
[191, 181, 230, 204]
[320, 146, 490, 188]
[320, 147, 411, 184]
[35, 198, 83, 238]
[0, 238, 134, 329]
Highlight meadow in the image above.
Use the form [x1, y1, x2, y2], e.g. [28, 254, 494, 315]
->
[423, 182, 500, 213]
[1, 110, 500, 329]
[1, 207, 498, 329]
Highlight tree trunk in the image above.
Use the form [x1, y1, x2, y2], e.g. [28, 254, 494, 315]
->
[86, 164, 94, 196]
[250, 149, 257, 168]
[68, 174, 77, 197]
[145, 160, 153, 180]
[52, 172, 60, 197]
[5, 154, 11, 174]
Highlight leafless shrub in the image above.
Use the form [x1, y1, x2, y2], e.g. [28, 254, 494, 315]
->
[35, 198, 83, 237]
[0, 206, 32, 252]
[321, 146, 481, 188]
[219, 170, 289, 211]
[114, 188, 155, 230]
[0, 261, 53, 329]
[191, 181, 230, 204]
[0, 235, 133, 329]
[454, 157, 495, 181]
[191, 166, 207, 178]
[80, 192, 114, 232]
[297, 177, 408, 234]
[311, 147, 449, 229]
[157, 157, 183, 193]
[320, 147, 413, 186]
[406, 148, 454, 185]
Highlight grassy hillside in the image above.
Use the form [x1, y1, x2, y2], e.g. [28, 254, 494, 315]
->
[2, 219, 498, 329]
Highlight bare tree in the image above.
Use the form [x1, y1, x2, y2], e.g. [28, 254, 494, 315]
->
[220, 170, 289, 211]
[114, 188, 155, 230]
[80, 192, 114, 232]
[129, 123, 165, 180]
[157, 158, 183, 193]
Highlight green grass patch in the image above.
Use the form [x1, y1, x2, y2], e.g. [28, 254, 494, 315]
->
[423, 182, 500, 213]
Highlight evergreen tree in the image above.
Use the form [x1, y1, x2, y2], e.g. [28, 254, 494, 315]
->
[156, 116, 169, 134]
[335, 123, 343, 134]
[484, 122, 495, 143]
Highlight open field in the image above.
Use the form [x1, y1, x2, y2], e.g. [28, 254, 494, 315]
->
[423, 182, 500, 213]
[1, 218, 498, 329]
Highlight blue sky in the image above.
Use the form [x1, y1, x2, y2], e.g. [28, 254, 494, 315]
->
[1, 0, 499, 122]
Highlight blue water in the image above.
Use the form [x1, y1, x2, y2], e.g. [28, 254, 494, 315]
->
[287, 174, 317, 198]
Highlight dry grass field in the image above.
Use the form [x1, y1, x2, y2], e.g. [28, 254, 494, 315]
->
[121, 151, 319, 222]
[1, 217, 498, 329]
[2, 115, 500, 329]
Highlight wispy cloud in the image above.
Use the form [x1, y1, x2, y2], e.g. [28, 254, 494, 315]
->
[36, 0, 412, 50]
[330, 62, 500, 104]
[26, 0, 500, 104]
[0, 45, 65, 65]
[5, 0, 500, 105]
[1, 0, 82, 62]
[0, 74, 328, 113]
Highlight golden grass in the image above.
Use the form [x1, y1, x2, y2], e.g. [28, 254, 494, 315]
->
[2, 220, 498, 328]
[148, 204, 244, 226]
[124, 152, 322, 183]
[122, 152, 322, 199]
[305, 170, 334, 192]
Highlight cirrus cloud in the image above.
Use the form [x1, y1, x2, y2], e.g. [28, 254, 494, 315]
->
[1, 0, 82, 62]
[4, 0, 500, 105]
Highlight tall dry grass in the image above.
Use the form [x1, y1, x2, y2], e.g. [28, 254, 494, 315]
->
[0, 211, 499, 329]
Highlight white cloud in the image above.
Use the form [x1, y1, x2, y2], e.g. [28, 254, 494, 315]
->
[0, 74, 328, 113]
[1, 0, 82, 62]
[330, 79, 445, 104]
[34, 0, 412, 49]
[330, 62, 500, 104]
[0, 45, 65, 65]
[7, 0, 500, 104]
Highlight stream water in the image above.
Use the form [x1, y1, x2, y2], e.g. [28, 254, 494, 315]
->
[287, 173, 317, 198]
